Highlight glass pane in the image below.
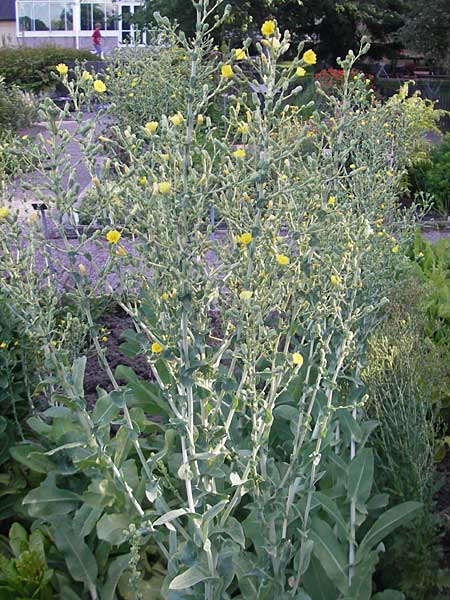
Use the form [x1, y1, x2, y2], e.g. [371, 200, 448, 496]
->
[66, 6, 73, 30]
[105, 3, 118, 31]
[17, 2, 33, 31]
[92, 3, 105, 29]
[50, 2, 66, 31]
[121, 6, 131, 31]
[81, 4, 92, 30]
[33, 2, 50, 31]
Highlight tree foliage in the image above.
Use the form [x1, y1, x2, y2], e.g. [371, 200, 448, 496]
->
[399, 0, 450, 69]
[139, 0, 415, 62]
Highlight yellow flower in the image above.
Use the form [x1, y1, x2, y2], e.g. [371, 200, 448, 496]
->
[158, 181, 172, 194]
[240, 232, 252, 245]
[276, 254, 290, 266]
[302, 49, 317, 65]
[330, 274, 340, 286]
[233, 148, 246, 159]
[106, 230, 121, 244]
[56, 63, 68, 75]
[82, 70, 92, 81]
[0, 207, 10, 219]
[93, 79, 106, 93]
[392, 245, 399, 254]
[197, 114, 204, 125]
[161, 153, 170, 161]
[240, 290, 253, 301]
[237, 122, 249, 135]
[296, 66, 306, 77]
[21, 135, 29, 141]
[221, 64, 234, 79]
[144, 121, 158, 135]
[151, 342, 163, 353]
[292, 352, 304, 366]
[235, 48, 246, 60]
[128, 92, 134, 98]
[386, 169, 394, 177]
[170, 112, 184, 126]
[161, 292, 169, 301]
[349, 163, 356, 170]
[101, 336, 108, 342]
[261, 20, 276, 37]
[327, 196, 336, 206]
[0, 342, 7, 349]
[139, 176, 147, 186]
[78, 263, 87, 275]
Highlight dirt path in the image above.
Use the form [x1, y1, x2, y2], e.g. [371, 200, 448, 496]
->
[6, 113, 98, 219]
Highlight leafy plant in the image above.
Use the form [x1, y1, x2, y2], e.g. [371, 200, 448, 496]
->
[0, 46, 93, 93]
[0, 523, 53, 600]
[363, 278, 445, 599]
[0, 1, 441, 597]
[408, 133, 450, 216]
[0, 76, 37, 134]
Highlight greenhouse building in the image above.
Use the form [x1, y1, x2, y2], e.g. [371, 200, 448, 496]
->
[3, 0, 147, 49]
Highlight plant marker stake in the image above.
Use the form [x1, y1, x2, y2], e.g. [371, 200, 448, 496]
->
[32, 202, 56, 277]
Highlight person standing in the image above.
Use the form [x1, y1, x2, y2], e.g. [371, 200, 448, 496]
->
[92, 23, 104, 59]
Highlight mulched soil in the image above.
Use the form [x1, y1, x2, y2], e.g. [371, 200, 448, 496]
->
[84, 306, 150, 408]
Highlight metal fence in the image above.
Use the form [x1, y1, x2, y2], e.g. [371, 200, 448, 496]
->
[376, 78, 450, 131]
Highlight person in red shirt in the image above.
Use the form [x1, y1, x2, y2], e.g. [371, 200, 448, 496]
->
[91, 23, 103, 59]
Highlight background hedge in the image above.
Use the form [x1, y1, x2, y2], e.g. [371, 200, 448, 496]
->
[0, 46, 94, 92]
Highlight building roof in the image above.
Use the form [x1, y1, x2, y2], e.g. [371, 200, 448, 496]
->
[0, 0, 15, 21]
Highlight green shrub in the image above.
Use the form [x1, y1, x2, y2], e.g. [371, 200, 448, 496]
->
[363, 277, 444, 599]
[0, 76, 37, 133]
[0, 4, 442, 596]
[105, 44, 198, 133]
[0, 46, 93, 93]
[408, 133, 450, 216]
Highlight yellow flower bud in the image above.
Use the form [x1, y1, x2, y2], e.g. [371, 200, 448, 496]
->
[292, 352, 303, 366]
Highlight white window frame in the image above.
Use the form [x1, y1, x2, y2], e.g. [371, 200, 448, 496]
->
[16, 0, 76, 35]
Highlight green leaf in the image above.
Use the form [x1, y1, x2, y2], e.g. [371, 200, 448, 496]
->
[101, 553, 131, 600]
[115, 365, 169, 415]
[347, 448, 374, 504]
[273, 405, 299, 421]
[337, 409, 363, 442]
[9, 522, 27, 558]
[73, 505, 103, 538]
[9, 444, 55, 474]
[310, 517, 348, 595]
[302, 556, 337, 600]
[314, 492, 348, 540]
[54, 523, 98, 591]
[211, 516, 245, 548]
[357, 501, 422, 560]
[154, 508, 190, 527]
[113, 426, 132, 467]
[44, 442, 85, 456]
[22, 474, 81, 518]
[97, 513, 132, 545]
[169, 566, 209, 590]
[71, 357, 87, 398]
[201, 500, 228, 526]
[92, 394, 120, 427]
